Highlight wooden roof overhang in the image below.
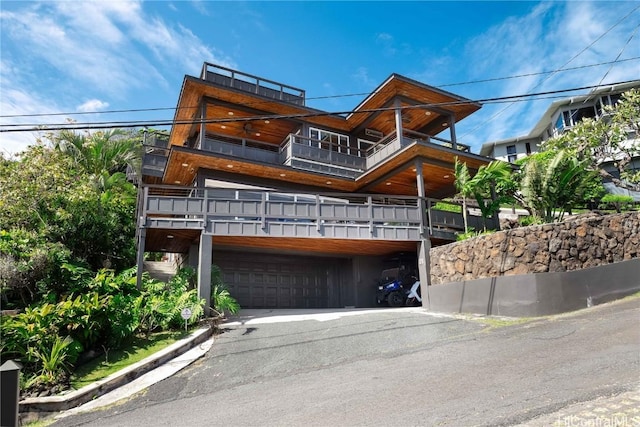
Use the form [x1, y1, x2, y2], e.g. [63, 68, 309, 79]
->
[354, 141, 491, 197]
[161, 139, 491, 198]
[143, 229, 453, 254]
[169, 76, 350, 149]
[345, 74, 482, 137]
[163, 146, 356, 190]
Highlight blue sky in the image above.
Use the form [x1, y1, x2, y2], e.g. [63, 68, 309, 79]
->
[1, 1, 639, 157]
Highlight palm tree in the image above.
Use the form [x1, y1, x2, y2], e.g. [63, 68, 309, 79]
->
[454, 158, 512, 233]
[454, 157, 473, 233]
[52, 129, 141, 191]
[520, 150, 596, 222]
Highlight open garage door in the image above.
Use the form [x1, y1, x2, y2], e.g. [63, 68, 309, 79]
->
[213, 252, 348, 309]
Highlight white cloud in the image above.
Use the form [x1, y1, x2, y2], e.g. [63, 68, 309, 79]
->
[77, 99, 110, 113]
[0, 0, 235, 155]
[454, 2, 640, 151]
[352, 67, 375, 89]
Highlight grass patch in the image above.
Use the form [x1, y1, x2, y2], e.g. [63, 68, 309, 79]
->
[460, 315, 535, 329]
[70, 330, 189, 390]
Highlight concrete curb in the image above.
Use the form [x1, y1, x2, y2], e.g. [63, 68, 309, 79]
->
[19, 326, 213, 416]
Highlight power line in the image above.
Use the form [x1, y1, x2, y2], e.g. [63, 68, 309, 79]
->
[458, 3, 640, 139]
[1, 56, 638, 120]
[2, 81, 636, 133]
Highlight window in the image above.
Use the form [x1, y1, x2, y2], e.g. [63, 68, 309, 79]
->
[309, 128, 350, 154]
[506, 145, 517, 163]
[525, 142, 532, 154]
[560, 105, 598, 128]
[506, 145, 517, 154]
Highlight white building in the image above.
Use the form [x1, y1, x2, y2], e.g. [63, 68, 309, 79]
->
[480, 80, 640, 163]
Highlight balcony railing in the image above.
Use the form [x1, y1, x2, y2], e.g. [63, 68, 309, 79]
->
[140, 185, 496, 241]
[143, 126, 473, 182]
[200, 63, 305, 106]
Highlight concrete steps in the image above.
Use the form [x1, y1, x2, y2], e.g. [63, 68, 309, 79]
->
[143, 261, 177, 283]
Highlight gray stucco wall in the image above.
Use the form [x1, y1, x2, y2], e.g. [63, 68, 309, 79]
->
[427, 258, 640, 317]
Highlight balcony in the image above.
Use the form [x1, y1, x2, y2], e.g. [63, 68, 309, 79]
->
[185, 128, 471, 181]
[200, 63, 306, 106]
[140, 185, 494, 242]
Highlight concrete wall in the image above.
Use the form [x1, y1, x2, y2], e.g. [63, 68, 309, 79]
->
[428, 212, 640, 316]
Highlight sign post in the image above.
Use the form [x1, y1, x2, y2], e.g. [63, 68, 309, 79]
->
[180, 307, 192, 332]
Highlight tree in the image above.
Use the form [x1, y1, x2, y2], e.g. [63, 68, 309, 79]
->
[50, 129, 141, 191]
[517, 150, 598, 222]
[454, 158, 473, 233]
[454, 158, 512, 232]
[542, 88, 640, 191]
[0, 130, 140, 304]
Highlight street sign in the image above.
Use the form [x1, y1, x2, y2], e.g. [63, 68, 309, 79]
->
[181, 307, 192, 320]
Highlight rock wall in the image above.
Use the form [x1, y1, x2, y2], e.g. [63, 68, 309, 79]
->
[429, 212, 640, 285]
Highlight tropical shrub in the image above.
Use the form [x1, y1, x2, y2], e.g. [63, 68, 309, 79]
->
[599, 194, 634, 213]
[211, 265, 240, 316]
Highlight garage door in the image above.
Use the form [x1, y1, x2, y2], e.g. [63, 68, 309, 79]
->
[214, 252, 346, 309]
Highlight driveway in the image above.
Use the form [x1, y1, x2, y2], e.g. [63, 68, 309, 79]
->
[52, 300, 640, 426]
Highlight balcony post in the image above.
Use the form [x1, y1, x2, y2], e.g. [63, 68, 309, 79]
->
[448, 113, 457, 151]
[394, 99, 403, 144]
[417, 239, 431, 309]
[197, 233, 212, 315]
[199, 101, 207, 149]
[414, 159, 428, 238]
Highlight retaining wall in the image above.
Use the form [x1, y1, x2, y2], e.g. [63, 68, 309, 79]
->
[427, 212, 640, 316]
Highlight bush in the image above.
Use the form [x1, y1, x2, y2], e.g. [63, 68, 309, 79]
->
[137, 266, 204, 335]
[599, 194, 634, 213]
[519, 216, 544, 227]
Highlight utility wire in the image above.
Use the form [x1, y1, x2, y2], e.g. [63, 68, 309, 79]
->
[1, 56, 638, 120]
[1, 81, 636, 133]
[458, 4, 640, 140]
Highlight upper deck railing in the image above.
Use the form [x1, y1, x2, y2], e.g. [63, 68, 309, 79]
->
[200, 63, 306, 106]
[139, 185, 496, 241]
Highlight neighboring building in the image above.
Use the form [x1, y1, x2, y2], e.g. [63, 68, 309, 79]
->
[135, 63, 497, 309]
[480, 80, 640, 164]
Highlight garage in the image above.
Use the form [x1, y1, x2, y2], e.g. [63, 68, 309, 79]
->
[213, 251, 350, 309]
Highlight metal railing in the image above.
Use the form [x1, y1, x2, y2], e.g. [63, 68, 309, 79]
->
[139, 185, 494, 241]
[200, 63, 305, 105]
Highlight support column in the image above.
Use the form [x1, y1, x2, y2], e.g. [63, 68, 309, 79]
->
[135, 227, 146, 290]
[394, 99, 403, 144]
[448, 113, 457, 151]
[198, 233, 212, 315]
[414, 159, 428, 238]
[415, 158, 431, 309]
[188, 243, 199, 269]
[417, 239, 431, 310]
[199, 101, 207, 149]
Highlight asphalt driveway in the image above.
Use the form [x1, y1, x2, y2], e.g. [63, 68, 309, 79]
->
[52, 300, 640, 426]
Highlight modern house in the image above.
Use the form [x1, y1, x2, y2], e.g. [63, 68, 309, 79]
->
[135, 62, 497, 310]
[480, 80, 640, 169]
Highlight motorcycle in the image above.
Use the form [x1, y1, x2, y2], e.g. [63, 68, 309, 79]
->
[376, 273, 422, 307]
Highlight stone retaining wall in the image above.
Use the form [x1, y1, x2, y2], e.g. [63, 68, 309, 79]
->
[430, 212, 640, 285]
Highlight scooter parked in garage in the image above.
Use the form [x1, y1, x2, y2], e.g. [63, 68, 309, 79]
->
[376, 270, 422, 307]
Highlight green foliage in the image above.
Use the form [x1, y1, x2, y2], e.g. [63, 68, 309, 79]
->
[34, 336, 77, 383]
[137, 266, 205, 334]
[454, 157, 512, 232]
[600, 194, 635, 213]
[431, 201, 462, 213]
[211, 264, 240, 315]
[0, 229, 72, 306]
[0, 131, 140, 307]
[541, 88, 640, 191]
[455, 229, 494, 242]
[518, 216, 544, 227]
[519, 150, 598, 222]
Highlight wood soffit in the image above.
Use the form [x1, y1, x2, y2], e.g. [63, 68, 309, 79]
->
[168, 74, 482, 149]
[162, 141, 489, 197]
